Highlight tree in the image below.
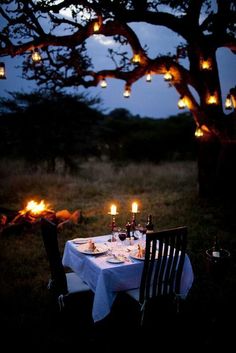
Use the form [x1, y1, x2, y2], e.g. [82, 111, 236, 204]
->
[0, 1, 236, 196]
[0, 91, 103, 172]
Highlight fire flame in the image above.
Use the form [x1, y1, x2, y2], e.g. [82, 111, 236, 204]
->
[20, 200, 51, 216]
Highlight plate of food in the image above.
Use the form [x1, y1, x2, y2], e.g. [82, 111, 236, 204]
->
[129, 244, 146, 260]
[77, 240, 108, 255]
[129, 244, 158, 261]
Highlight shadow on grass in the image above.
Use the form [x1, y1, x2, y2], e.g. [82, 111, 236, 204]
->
[1, 254, 235, 353]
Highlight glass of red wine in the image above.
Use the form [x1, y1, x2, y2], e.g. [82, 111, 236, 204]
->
[118, 230, 127, 247]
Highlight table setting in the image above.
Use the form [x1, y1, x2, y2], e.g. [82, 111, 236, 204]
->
[62, 201, 194, 322]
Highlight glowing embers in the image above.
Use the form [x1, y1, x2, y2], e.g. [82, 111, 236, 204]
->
[19, 200, 52, 216]
[0, 62, 6, 79]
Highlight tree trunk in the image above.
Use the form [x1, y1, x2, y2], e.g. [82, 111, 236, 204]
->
[197, 137, 236, 199]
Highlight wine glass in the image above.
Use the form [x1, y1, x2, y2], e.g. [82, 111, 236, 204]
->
[118, 229, 127, 248]
[136, 224, 146, 246]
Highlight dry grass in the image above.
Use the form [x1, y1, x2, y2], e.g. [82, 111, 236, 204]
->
[0, 158, 235, 351]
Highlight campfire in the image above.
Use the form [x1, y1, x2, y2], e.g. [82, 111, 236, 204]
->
[17, 200, 55, 223]
[12, 199, 55, 224]
[0, 199, 83, 235]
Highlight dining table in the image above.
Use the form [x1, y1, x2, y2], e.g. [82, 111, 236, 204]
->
[62, 234, 194, 323]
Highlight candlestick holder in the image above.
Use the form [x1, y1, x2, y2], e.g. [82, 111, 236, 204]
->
[130, 211, 139, 239]
[108, 211, 118, 242]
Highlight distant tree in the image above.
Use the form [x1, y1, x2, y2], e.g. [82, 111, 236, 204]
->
[102, 110, 195, 162]
[0, 92, 103, 172]
[0, 0, 236, 196]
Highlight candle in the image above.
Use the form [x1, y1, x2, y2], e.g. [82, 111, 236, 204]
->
[132, 202, 138, 213]
[110, 204, 117, 215]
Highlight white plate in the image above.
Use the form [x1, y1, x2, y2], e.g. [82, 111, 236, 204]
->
[77, 243, 108, 255]
[129, 250, 145, 261]
[129, 249, 159, 261]
[72, 238, 89, 245]
[106, 256, 125, 264]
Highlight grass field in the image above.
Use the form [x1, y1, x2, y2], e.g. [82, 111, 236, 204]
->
[0, 159, 235, 351]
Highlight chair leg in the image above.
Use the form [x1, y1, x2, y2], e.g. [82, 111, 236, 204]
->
[175, 294, 181, 314]
[58, 294, 65, 311]
[140, 301, 146, 327]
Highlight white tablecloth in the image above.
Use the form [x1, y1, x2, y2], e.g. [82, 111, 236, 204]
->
[62, 235, 194, 322]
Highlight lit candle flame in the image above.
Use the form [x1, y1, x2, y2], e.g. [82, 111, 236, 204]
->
[110, 204, 117, 215]
[132, 202, 138, 213]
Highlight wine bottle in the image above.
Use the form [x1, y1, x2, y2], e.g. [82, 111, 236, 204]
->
[126, 221, 131, 238]
[212, 235, 220, 258]
[146, 214, 154, 233]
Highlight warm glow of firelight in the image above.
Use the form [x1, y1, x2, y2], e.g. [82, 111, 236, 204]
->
[20, 200, 50, 215]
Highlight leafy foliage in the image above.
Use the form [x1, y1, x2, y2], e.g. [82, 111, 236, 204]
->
[0, 92, 196, 170]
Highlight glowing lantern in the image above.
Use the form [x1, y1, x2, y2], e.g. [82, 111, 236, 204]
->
[207, 94, 217, 105]
[100, 78, 107, 88]
[32, 48, 42, 63]
[132, 54, 140, 63]
[93, 22, 100, 32]
[195, 127, 204, 138]
[146, 72, 152, 82]
[200, 57, 212, 71]
[178, 96, 187, 109]
[123, 85, 131, 98]
[164, 71, 173, 82]
[225, 94, 233, 110]
[0, 62, 6, 79]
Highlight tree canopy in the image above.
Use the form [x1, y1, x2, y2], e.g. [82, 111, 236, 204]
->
[0, 1, 236, 140]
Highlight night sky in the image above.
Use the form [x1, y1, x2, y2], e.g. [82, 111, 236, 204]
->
[0, 22, 236, 119]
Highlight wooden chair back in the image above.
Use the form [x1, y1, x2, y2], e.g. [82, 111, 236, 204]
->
[40, 217, 68, 296]
[139, 226, 187, 305]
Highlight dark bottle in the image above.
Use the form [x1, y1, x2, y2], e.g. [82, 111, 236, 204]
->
[126, 221, 131, 238]
[146, 214, 154, 233]
[212, 235, 220, 258]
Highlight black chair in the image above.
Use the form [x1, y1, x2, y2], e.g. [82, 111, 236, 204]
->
[40, 217, 90, 310]
[125, 226, 188, 327]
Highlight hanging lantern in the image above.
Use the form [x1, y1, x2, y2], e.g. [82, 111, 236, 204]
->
[93, 21, 100, 32]
[0, 62, 6, 79]
[178, 96, 187, 109]
[32, 48, 42, 63]
[100, 78, 107, 88]
[225, 94, 233, 110]
[200, 57, 212, 71]
[164, 70, 173, 82]
[195, 127, 204, 138]
[207, 94, 217, 105]
[123, 85, 131, 98]
[132, 54, 140, 64]
[146, 72, 152, 83]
